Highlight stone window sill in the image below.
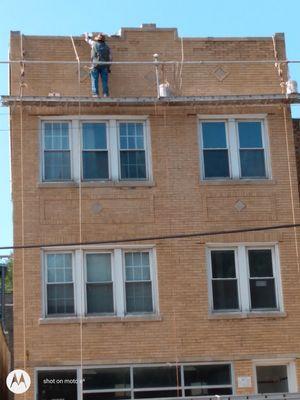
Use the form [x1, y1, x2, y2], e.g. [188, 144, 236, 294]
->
[200, 179, 277, 186]
[39, 314, 162, 325]
[37, 180, 155, 189]
[208, 311, 286, 320]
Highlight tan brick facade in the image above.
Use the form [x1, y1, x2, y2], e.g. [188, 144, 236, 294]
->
[8, 26, 300, 399]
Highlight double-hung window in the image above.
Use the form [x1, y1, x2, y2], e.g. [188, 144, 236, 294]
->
[119, 122, 147, 179]
[85, 253, 114, 314]
[43, 122, 71, 181]
[199, 116, 270, 180]
[41, 118, 151, 182]
[207, 245, 282, 313]
[43, 248, 157, 318]
[45, 253, 75, 315]
[82, 122, 109, 180]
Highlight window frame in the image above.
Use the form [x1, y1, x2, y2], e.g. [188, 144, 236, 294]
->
[80, 120, 111, 181]
[84, 250, 116, 316]
[41, 120, 73, 182]
[198, 114, 271, 181]
[206, 243, 283, 315]
[122, 250, 156, 315]
[44, 251, 76, 317]
[39, 116, 152, 183]
[42, 246, 158, 319]
[79, 361, 234, 399]
[117, 120, 150, 181]
[253, 359, 298, 394]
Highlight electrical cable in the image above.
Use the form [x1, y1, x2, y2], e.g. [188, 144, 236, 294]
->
[1, 222, 300, 251]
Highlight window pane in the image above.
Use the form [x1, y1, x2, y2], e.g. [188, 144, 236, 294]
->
[119, 122, 144, 150]
[184, 364, 231, 386]
[47, 284, 74, 314]
[82, 151, 109, 180]
[202, 122, 227, 148]
[37, 370, 77, 400]
[256, 365, 288, 393]
[86, 254, 111, 282]
[44, 151, 71, 180]
[248, 249, 273, 277]
[47, 254, 72, 283]
[83, 368, 130, 390]
[185, 388, 232, 396]
[134, 390, 181, 398]
[240, 149, 266, 178]
[212, 280, 239, 310]
[211, 250, 236, 278]
[86, 283, 114, 314]
[83, 393, 131, 400]
[126, 282, 153, 313]
[133, 366, 180, 388]
[82, 123, 107, 149]
[120, 151, 146, 179]
[44, 122, 69, 150]
[125, 252, 150, 281]
[238, 122, 263, 148]
[203, 150, 229, 178]
[250, 279, 277, 309]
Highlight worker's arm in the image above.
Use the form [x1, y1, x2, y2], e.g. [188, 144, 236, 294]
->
[84, 33, 94, 47]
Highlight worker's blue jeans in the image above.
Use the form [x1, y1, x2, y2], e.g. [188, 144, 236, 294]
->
[90, 66, 109, 96]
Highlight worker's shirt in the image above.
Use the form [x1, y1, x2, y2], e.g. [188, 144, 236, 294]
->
[85, 37, 112, 66]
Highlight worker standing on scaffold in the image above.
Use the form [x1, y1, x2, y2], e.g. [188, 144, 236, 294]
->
[85, 32, 111, 97]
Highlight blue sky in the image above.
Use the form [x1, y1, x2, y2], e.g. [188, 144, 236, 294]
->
[0, 0, 300, 254]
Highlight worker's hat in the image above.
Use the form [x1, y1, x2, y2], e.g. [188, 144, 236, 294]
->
[94, 33, 105, 42]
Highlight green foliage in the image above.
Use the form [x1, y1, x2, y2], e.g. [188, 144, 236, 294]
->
[0, 257, 13, 293]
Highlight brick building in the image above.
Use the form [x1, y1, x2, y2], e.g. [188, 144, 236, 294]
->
[2, 24, 300, 399]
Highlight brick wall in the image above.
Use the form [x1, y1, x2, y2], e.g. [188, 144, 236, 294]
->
[8, 26, 300, 399]
[293, 119, 300, 185]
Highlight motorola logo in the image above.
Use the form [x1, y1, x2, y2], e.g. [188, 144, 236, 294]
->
[6, 369, 31, 394]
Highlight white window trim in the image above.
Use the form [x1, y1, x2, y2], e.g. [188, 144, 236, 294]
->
[42, 246, 158, 319]
[39, 115, 153, 183]
[43, 251, 76, 318]
[198, 114, 271, 181]
[40, 120, 73, 182]
[253, 359, 298, 393]
[206, 243, 283, 314]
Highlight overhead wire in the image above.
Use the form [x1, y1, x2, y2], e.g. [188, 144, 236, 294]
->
[1, 222, 300, 251]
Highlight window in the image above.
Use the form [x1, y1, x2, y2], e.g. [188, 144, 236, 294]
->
[37, 369, 78, 400]
[119, 122, 147, 180]
[207, 245, 282, 313]
[81, 363, 232, 399]
[255, 362, 297, 394]
[45, 253, 75, 315]
[41, 118, 151, 182]
[183, 364, 232, 396]
[82, 122, 109, 180]
[85, 253, 114, 314]
[43, 122, 71, 181]
[199, 116, 269, 180]
[44, 248, 157, 318]
[125, 252, 153, 313]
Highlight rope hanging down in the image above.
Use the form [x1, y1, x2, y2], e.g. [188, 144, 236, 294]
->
[70, 35, 85, 389]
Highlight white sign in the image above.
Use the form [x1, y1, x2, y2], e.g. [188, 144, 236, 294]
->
[238, 376, 252, 388]
[6, 369, 31, 394]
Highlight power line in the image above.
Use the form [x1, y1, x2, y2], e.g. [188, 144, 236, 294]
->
[1, 222, 300, 251]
